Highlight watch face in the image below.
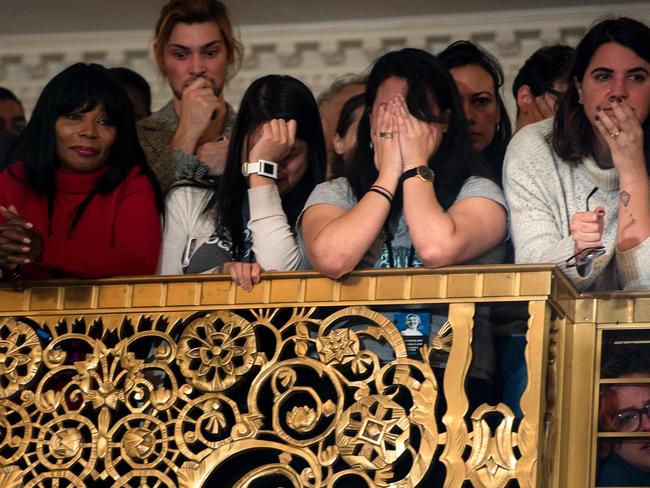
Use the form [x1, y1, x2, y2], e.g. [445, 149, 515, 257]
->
[417, 166, 434, 181]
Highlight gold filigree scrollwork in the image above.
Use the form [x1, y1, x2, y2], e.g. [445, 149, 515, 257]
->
[467, 403, 518, 487]
[0, 319, 42, 399]
[336, 394, 410, 470]
[178, 312, 257, 392]
[2, 305, 446, 486]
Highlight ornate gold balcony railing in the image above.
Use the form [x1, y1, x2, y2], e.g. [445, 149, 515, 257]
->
[0, 265, 644, 487]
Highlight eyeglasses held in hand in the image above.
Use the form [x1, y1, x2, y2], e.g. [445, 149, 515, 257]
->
[565, 187, 605, 268]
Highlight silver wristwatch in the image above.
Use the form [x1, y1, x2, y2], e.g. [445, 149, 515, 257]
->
[241, 159, 278, 179]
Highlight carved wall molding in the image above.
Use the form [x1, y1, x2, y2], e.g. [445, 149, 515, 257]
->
[0, 3, 648, 115]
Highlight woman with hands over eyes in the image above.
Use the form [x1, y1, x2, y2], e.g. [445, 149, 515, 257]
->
[299, 48, 507, 280]
[159, 75, 325, 291]
[0, 63, 162, 280]
[504, 17, 650, 291]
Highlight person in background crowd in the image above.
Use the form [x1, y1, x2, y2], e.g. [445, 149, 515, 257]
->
[439, 41, 512, 182]
[138, 0, 243, 190]
[504, 17, 650, 291]
[0, 87, 26, 136]
[317, 74, 366, 179]
[0, 63, 162, 280]
[330, 92, 365, 179]
[110, 67, 153, 122]
[159, 75, 326, 290]
[598, 345, 650, 486]
[512, 44, 575, 133]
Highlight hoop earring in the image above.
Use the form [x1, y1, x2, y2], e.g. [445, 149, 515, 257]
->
[369, 141, 374, 150]
[578, 96, 583, 105]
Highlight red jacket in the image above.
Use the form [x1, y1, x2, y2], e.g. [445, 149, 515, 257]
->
[0, 162, 161, 279]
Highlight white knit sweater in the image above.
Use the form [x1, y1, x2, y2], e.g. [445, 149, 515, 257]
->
[504, 119, 650, 291]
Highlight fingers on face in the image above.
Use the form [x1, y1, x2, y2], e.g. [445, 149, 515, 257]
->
[611, 99, 640, 134]
[594, 108, 619, 141]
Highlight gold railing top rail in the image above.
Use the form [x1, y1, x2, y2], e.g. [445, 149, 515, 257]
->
[0, 264, 578, 317]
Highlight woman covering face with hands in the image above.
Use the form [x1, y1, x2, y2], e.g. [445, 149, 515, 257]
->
[504, 17, 650, 291]
[299, 48, 507, 279]
[159, 75, 325, 290]
[0, 63, 162, 280]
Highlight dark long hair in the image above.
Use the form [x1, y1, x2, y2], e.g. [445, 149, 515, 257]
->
[553, 17, 650, 163]
[11, 63, 162, 212]
[347, 47, 490, 223]
[211, 74, 326, 259]
[439, 41, 512, 181]
[331, 92, 365, 179]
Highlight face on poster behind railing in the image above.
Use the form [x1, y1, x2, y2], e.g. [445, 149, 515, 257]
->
[609, 378, 650, 472]
[577, 42, 650, 136]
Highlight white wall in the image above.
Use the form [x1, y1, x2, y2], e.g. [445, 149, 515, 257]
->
[0, 3, 649, 116]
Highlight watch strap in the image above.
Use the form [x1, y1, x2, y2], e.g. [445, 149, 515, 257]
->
[242, 159, 278, 179]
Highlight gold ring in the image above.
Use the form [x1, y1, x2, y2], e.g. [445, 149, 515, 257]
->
[379, 131, 394, 139]
[609, 130, 620, 139]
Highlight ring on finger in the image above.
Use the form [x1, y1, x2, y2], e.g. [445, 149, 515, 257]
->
[379, 131, 394, 139]
[609, 130, 621, 139]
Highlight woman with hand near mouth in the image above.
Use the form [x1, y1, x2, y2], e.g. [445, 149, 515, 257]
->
[159, 75, 325, 291]
[439, 41, 512, 183]
[504, 17, 650, 291]
[0, 63, 162, 280]
[138, 0, 243, 191]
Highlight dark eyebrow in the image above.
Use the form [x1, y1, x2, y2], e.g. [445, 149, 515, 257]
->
[168, 40, 223, 50]
[590, 67, 613, 75]
[628, 67, 650, 75]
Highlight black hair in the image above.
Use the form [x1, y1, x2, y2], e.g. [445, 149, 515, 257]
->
[347, 47, 490, 224]
[554, 17, 650, 163]
[439, 40, 512, 181]
[10, 63, 162, 212]
[109, 67, 152, 118]
[331, 92, 365, 179]
[208, 74, 326, 259]
[0, 87, 20, 102]
[512, 45, 575, 100]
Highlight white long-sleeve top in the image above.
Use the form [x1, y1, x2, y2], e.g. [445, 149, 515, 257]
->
[158, 183, 307, 275]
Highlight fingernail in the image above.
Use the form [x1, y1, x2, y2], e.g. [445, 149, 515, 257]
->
[22, 238, 31, 244]
[608, 96, 616, 103]
[22, 247, 30, 252]
[596, 106, 602, 112]
[24, 258, 30, 263]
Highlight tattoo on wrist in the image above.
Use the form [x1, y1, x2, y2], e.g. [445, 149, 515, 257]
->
[620, 191, 637, 223]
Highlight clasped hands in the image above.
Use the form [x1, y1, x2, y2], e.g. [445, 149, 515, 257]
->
[0, 205, 43, 274]
[372, 94, 446, 176]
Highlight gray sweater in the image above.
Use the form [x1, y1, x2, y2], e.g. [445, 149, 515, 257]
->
[504, 119, 650, 291]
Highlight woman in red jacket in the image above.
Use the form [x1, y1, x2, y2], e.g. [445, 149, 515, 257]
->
[0, 63, 162, 279]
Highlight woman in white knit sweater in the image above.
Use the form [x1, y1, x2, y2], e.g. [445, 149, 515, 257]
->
[159, 75, 325, 289]
[504, 17, 650, 291]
